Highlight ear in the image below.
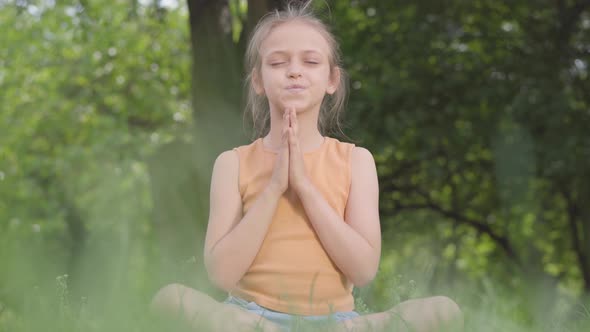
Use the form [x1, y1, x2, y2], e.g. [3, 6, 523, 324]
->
[252, 69, 265, 95]
[326, 66, 341, 95]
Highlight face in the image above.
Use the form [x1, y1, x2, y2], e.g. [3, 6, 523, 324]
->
[253, 20, 339, 114]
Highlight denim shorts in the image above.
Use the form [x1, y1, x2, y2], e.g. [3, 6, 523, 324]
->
[223, 295, 360, 331]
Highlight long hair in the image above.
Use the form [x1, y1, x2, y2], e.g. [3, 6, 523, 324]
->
[243, 0, 348, 139]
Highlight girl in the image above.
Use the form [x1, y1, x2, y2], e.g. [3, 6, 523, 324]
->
[151, 2, 463, 331]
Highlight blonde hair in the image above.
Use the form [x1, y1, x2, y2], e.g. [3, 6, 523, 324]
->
[243, 0, 348, 139]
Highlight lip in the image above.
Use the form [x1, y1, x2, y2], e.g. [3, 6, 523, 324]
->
[286, 84, 306, 93]
[286, 84, 306, 90]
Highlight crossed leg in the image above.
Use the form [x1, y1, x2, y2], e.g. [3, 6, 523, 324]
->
[336, 296, 463, 332]
[150, 283, 283, 332]
[151, 285, 462, 332]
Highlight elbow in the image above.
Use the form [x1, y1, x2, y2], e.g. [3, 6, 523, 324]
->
[210, 276, 237, 293]
[350, 258, 379, 287]
[204, 254, 238, 291]
[351, 269, 377, 288]
[206, 265, 238, 291]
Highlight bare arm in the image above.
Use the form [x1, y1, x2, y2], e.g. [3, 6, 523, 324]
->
[203, 151, 282, 291]
[296, 147, 382, 287]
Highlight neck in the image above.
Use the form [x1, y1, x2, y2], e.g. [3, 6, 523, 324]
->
[264, 107, 324, 153]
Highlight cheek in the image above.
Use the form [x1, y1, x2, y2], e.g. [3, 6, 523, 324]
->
[260, 69, 279, 86]
[316, 69, 333, 90]
[254, 70, 270, 93]
[319, 66, 332, 80]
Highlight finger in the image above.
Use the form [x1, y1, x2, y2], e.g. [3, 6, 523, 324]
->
[283, 110, 289, 128]
[282, 125, 289, 144]
[292, 109, 298, 135]
[284, 128, 291, 157]
[289, 128, 300, 154]
[287, 127, 293, 142]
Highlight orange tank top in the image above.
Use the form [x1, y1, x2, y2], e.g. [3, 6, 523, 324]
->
[230, 136, 356, 315]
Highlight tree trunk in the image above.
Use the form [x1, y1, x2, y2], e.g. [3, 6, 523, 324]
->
[581, 200, 590, 292]
[148, 0, 283, 296]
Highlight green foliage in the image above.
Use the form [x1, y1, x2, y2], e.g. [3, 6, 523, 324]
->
[0, 0, 193, 315]
[331, 0, 590, 299]
[1, 0, 590, 331]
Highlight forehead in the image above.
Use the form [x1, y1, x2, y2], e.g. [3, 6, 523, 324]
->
[260, 21, 331, 58]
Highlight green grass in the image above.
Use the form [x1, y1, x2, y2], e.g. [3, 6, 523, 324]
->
[1, 223, 588, 332]
[1, 271, 589, 332]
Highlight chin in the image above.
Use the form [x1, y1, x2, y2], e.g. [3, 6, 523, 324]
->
[280, 103, 308, 111]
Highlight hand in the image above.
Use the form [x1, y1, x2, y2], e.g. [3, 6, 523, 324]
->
[268, 110, 290, 196]
[287, 108, 310, 195]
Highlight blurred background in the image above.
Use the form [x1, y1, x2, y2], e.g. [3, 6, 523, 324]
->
[0, 0, 589, 331]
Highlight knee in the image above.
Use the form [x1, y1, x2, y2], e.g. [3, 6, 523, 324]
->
[150, 283, 189, 315]
[429, 296, 463, 328]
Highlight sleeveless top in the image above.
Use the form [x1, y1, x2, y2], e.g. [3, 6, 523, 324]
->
[230, 136, 356, 315]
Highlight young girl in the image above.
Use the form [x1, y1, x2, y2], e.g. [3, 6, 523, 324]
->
[151, 2, 462, 331]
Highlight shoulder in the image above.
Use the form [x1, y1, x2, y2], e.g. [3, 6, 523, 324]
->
[325, 136, 355, 154]
[351, 146, 374, 162]
[213, 137, 263, 172]
[323, 137, 375, 168]
[216, 139, 260, 163]
[326, 137, 374, 164]
[213, 150, 239, 174]
[348, 147, 378, 197]
[350, 147, 376, 172]
[215, 149, 238, 164]
[230, 139, 261, 159]
[325, 138, 376, 181]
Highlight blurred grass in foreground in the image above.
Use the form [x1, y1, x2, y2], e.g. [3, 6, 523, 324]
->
[1, 247, 589, 332]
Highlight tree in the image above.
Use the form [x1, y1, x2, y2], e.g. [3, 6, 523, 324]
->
[331, 0, 590, 301]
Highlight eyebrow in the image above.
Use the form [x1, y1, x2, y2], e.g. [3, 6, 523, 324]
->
[265, 50, 323, 57]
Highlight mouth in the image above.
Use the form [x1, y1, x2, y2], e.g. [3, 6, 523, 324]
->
[286, 85, 306, 92]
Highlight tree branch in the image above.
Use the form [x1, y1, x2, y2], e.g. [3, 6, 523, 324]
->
[382, 200, 520, 265]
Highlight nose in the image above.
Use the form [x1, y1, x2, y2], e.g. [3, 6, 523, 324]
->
[287, 62, 302, 79]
